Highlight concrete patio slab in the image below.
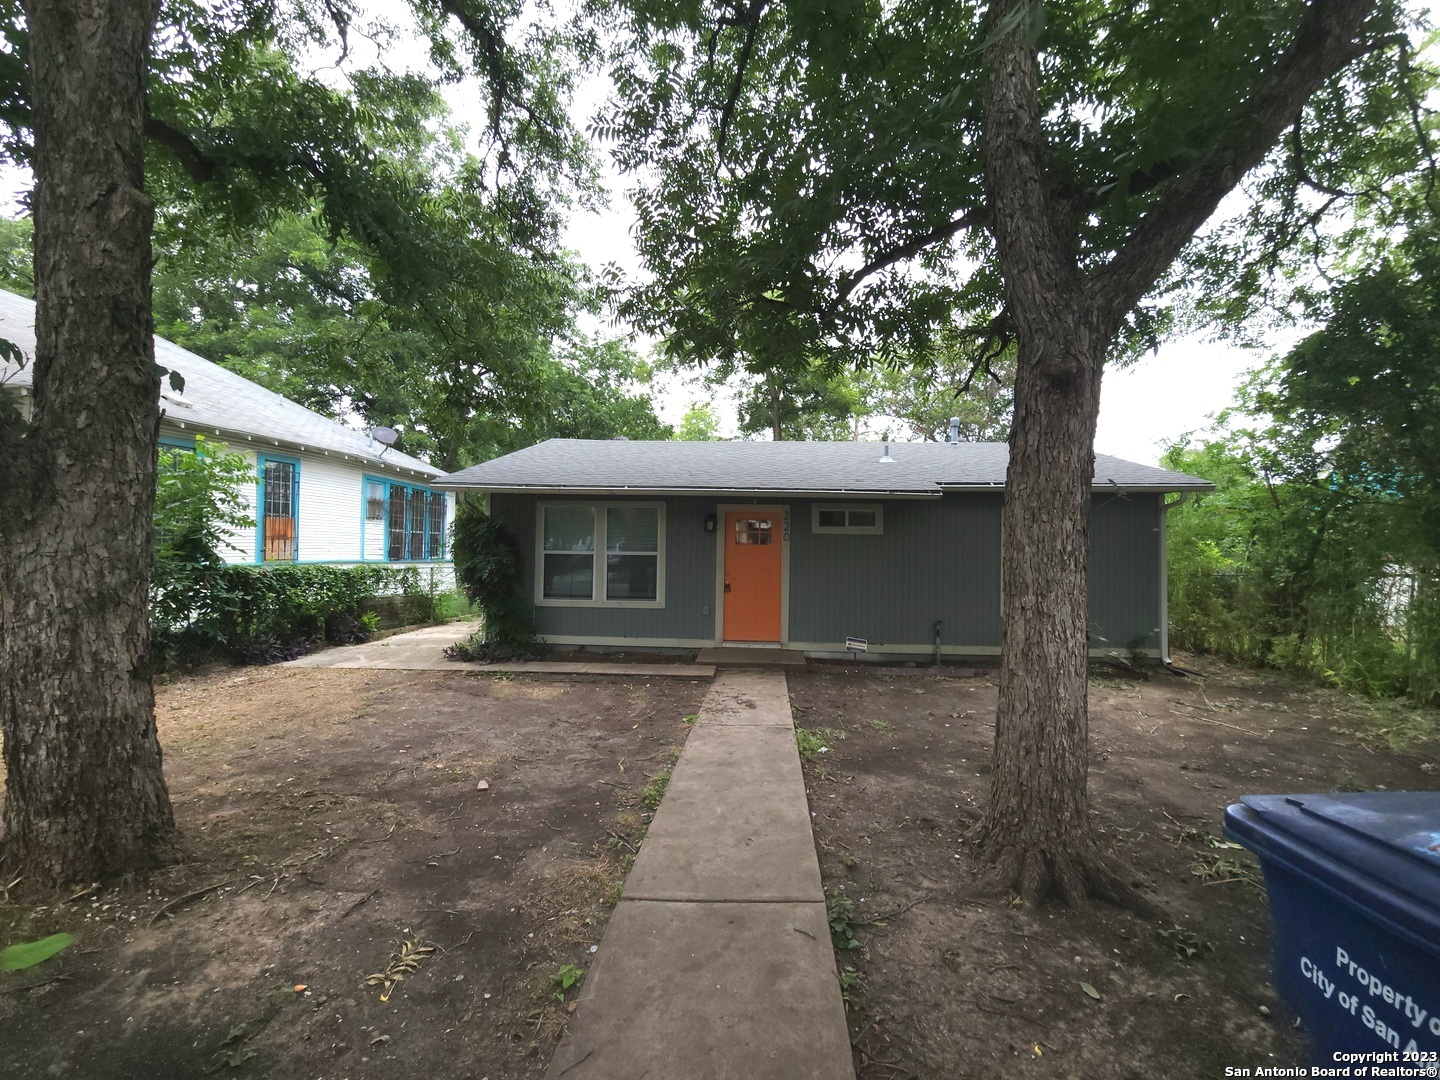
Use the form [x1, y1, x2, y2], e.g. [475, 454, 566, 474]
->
[547, 899, 852, 1080]
[284, 623, 715, 677]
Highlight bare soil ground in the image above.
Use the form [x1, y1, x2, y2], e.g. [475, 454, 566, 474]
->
[789, 655, 1440, 1080]
[0, 666, 707, 1080]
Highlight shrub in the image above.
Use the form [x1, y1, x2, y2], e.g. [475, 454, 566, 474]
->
[448, 499, 536, 661]
[152, 563, 447, 668]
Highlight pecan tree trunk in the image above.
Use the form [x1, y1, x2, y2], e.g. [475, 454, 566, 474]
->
[971, 0, 1378, 906]
[0, 0, 176, 888]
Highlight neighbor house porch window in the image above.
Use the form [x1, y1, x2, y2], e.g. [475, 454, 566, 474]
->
[384, 482, 447, 561]
[260, 457, 299, 561]
[537, 502, 665, 607]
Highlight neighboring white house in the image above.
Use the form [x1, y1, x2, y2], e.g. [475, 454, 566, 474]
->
[0, 289, 454, 586]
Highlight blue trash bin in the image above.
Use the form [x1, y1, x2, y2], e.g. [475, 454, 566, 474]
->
[1224, 792, 1440, 1069]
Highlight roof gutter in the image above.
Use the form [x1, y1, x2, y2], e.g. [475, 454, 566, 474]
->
[431, 483, 945, 499]
[936, 483, 1216, 494]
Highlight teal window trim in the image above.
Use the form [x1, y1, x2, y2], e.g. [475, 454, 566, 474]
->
[257, 452, 302, 564]
[378, 478, 448, 562]
[158, 434, 196, 452]
[360, 474, 393, 564]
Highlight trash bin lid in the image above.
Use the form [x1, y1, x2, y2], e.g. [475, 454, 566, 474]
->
[1226, 792, 1440, 950]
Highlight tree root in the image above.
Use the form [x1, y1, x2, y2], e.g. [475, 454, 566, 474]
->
[972, 830, 1158, 917]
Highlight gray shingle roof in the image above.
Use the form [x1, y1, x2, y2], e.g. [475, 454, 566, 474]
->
[0, 289, 439, 478]
[437, 438, 1212, 495]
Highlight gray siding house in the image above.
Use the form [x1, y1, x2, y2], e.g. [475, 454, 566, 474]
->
[436, 439, 1211, 661]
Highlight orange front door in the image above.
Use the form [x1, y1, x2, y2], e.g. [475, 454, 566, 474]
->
[723, 511, 782, 642]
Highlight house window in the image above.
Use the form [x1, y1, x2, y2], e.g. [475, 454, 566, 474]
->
[538, 502, 665, 607]
[261, 459, 299, 561]
[811, 504, 883, 535]
[606, 506, 659, 601]
[383, 482, 446, 561]
[427, 492, 447, 560]
[365, 480, 386, 521]
[541, 505, 596, 599]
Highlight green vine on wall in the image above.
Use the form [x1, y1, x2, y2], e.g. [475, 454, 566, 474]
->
[448, 499, 537, 661]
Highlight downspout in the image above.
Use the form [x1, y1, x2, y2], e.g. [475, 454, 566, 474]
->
[1159, 492, 1190, 666]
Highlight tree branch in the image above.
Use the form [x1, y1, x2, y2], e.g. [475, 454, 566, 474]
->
[144, 114, 215, 183]
[711, 0, 769, 157]
[1090, 0, 1381, 331]
[825, 208, 988, 315]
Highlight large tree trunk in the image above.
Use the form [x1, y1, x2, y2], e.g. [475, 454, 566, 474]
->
[0, 0, 176, 888]
[968, 0, 1127, 907]
[973, 321, 1115, 905]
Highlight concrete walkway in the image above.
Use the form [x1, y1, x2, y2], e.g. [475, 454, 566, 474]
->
[547, 672, 854, 1080]
[284, 622, 716, 677]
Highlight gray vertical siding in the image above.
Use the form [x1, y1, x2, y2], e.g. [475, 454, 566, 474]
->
[787, 495, 1003, 648]
[486, 489, 1164, 653]
[1086, 493, 1163, 653]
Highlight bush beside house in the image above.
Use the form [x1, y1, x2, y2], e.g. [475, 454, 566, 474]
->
[151, 436, 461, 667]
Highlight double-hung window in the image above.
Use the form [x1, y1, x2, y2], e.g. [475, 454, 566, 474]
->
[538, 502, 664, 606]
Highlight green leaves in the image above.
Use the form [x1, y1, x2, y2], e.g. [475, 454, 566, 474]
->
[0, 933, 74, 971]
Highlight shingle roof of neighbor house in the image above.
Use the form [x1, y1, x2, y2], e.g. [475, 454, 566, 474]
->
[437, 438, 1213, 496]
[0, 289, 439, 479]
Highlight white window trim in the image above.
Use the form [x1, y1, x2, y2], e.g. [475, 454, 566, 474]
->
[535, 501, 666, 609]
[811, 503, 884, 535]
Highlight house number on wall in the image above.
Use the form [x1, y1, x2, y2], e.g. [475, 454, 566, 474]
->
[783, 511, 791, 542]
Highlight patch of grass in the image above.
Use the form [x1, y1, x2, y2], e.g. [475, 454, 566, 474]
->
[838, 965, 864, 1009]
[639, 767, 672, 810]
[827, 892, 860, 951]
[865, 718, 890, 732]
[682, 713, 699, 725]
[796, 727, 846, 759]
[1190, 852, 1256, 886]
[1337, 701, 1440, 753]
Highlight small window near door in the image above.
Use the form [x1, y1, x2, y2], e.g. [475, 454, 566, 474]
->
[811, 504, 883, 535]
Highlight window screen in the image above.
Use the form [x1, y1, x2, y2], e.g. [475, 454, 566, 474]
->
[542, 505, 596, 599]
[606, 506, 659, 601]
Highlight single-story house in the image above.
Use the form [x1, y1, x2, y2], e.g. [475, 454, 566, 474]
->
[436, 438, 1212, 661]
[0, 289, 453, 585]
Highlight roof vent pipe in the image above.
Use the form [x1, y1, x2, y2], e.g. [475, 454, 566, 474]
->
[948, 416, 960, 444]
[879, 442, 894, 463]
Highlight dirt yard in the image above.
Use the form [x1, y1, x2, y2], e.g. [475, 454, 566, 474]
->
[789, 656, 1440, 1080]
[0, 666, 708, 1080]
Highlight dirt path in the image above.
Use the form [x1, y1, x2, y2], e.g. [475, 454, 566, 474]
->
[0, 666, 709, 1080]
[788, 656, 1438, 1080]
